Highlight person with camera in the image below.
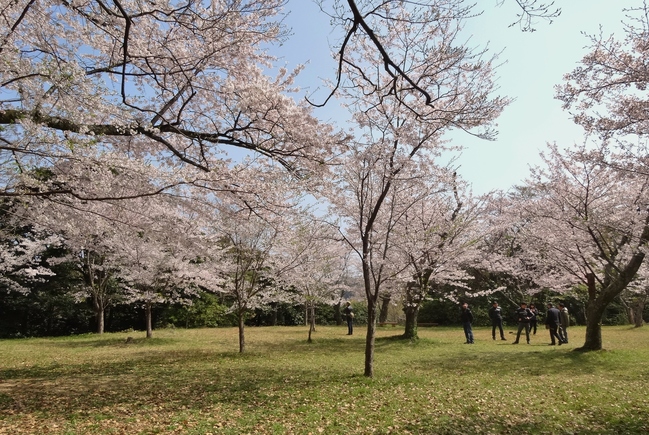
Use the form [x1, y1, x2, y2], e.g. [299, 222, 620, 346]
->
[545, 302, 563, 345]
[512, 301, 533, 344]
[460, 302, 475, 344]
[343, 301, 354, 335]
[488, 301, 506, 341]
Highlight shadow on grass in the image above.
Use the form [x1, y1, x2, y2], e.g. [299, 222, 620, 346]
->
[275, 332, 429, 354]
[405, 409, 649, 435]
[0, 346, 282, 381]
[46, 336, 180, 348]
[410, 347, 619, 378]
[0, 346, 354, 418]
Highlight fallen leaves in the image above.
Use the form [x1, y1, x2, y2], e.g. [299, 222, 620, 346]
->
[1, 326, 649, 434]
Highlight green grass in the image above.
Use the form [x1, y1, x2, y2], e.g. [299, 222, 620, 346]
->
[1, 325, 649, 434]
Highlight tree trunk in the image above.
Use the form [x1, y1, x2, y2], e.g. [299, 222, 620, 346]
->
[580, 302, 604, 351]
[618, 295, 634, 325]
[402, 281, 423, 340]
[238, 313, 246, 353]
[579, 247, 646, 350]
[632, 297, 646, 328]
[378, 295, 391, 324]
[272, 304, 278, 326]
[145, 302, 153, 339]
[579, 304, 588, 324]
[96, 310, 104, 334]
[334, 301, 342, 326]
[308, 303, 316, 343]
[364, 300, 378, 377]
[578, 274, 606, 351]
[403, 304, 419, 340]
[94, 296, 105, 334]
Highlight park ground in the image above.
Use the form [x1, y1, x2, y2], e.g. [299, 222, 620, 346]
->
[1, 324, 649, 434]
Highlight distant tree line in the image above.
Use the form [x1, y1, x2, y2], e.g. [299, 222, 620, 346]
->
[3, 284, 646, 339]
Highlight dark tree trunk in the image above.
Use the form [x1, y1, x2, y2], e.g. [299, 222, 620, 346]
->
[334, 301, 342, 326]
[378, 295, 390, 324]
[578, 273, 605, 351]
[618, 295, 634, 325]
[402, 281, 423, 340]
[364, 300, 378, 377]
[403, 305, 419, 340]
[308, 303, 316, 343]
[96, 310, 104, 334]
[145, 302, 153, 339]
[632, 297, 646, 328]
[580, 301, 605, 351]
[272, 304, 278, 326]
[94, 296, 105, 334]
[578, 269, 641, 351]
[238, 312, 245, 353]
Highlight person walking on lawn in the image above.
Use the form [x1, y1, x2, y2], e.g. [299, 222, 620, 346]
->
[558, 302, 569, 344]
[460, 303, 475, 344]
[545, 302, 563, 345]
[529, 303, 539, 335]
[489, 301, 506, 341]
[512, 301, 533, 344]
[343, 301, 354, 335]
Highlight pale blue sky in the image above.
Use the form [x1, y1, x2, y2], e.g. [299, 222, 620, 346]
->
[276, 0, 636, 194]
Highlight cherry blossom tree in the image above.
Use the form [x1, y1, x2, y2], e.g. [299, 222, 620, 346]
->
[551, 2, 649, 343]
[194, 179, 308, 352]
[557, 2, 649, 140]
[0, 0, 560, 207]
[513, 143, 649, 351]
[392, 171, 487, 339]
[322, 0, 508, 377]
[0, 0, 343, 207]
[216, 214, 280, 354]
[0, 1, 347, 338]
[276, 217, 352, 342]
[0, 0, 562, 344]
[617, 259, 649, 328]
[115, 218, 202, 338]
[0, 220, 58, 294]
[31, 199, 138, 334]
[497, 0, 561, 31]
[10, 164, 202, 333]
[473, 188, 548, 307]
[317, 0, 559, 108]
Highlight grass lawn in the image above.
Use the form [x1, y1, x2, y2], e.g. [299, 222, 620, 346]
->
[1, 324, 649, 434]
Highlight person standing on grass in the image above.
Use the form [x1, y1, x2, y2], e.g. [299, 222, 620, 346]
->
[460, 302, 475, 344]
[545, 303, 563, 345]
[512, 301, 533, 344]
[488, 301, 506, 341]
[558, 302, 569, 344]
[529, 303, 539, 335]
[344, 301, 354, 335]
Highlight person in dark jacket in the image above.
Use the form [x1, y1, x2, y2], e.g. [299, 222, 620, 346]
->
[512, 302, 533, 344]
[488, 301, 506, 340]
[343, 301, 354, 335]
[545, 302, 563, 345]
[529, 303, 539, 335]
[460, 303, 474, 344]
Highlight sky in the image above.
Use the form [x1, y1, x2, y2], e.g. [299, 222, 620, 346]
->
[274, 0, 638, 194]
